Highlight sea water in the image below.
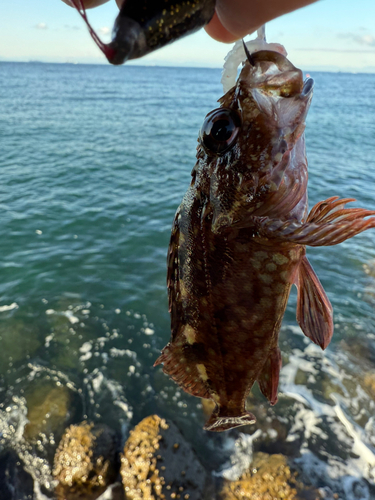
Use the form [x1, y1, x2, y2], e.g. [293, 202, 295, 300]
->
[0, 61, 375, 499]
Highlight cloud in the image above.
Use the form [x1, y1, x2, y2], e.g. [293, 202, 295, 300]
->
[339, 32, 375, 47]
[35, 22, 48, 30]
[98, 27, 111, 35]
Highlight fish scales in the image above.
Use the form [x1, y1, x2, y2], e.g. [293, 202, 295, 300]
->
[156, 49, 375, 432]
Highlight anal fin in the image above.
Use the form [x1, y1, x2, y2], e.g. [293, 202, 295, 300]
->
[295, 255, 333, 350]
[257, 347, 282, 405]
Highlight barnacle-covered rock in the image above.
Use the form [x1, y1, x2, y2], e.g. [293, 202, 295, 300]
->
[219, 452, 321, 500]
[121, 414, 209, 500]
[53, 421, 118, 500]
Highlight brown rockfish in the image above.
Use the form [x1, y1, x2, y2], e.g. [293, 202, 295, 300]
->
[155, 48, 375, 432]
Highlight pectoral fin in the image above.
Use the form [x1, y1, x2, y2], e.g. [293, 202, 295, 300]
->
[255, 197, 375, 247]
[295, 256, 333, 350]
[257, 347, 282, 405]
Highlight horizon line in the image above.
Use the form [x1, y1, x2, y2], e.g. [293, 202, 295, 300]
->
[1, 58, 375, 74]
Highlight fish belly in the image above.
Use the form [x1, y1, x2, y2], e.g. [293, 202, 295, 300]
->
[159, 200, 304, 430]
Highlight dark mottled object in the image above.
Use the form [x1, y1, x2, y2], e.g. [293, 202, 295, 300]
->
[155, 49, 375, 432]
[70, 0, 216, 64]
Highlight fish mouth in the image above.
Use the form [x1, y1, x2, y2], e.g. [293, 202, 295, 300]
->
[239, 51, 315, 132]
[241, 50, 316, 102]
[244, 50, 304, 98]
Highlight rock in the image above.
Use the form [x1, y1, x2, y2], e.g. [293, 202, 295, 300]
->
[0, 319, 41, 369]
[219, 452, 322, 500]
[24, 383, 71, 443]
[121, 414, 210, 500]
[340, 336, 375, 367]
[0, 451, 34, 500]
[53, 421, 119, 500]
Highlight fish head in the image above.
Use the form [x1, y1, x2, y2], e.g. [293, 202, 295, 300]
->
[197, 50, 314, 232]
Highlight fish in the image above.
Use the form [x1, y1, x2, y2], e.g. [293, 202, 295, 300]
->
[154, 44, 375, 432]
[69, 0, 216, 64]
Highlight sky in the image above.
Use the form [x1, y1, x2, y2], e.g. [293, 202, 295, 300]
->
[0, 0, 375, 72]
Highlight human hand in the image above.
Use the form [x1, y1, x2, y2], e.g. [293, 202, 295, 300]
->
[205, 0, 318, 42]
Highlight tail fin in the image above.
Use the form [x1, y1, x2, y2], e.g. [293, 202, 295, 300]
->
[203, 405, 256, 432]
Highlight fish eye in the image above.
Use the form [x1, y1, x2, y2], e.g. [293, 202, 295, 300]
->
[200, 108, 241, 155]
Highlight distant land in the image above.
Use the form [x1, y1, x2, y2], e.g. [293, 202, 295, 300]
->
[0, 58, 375, 74]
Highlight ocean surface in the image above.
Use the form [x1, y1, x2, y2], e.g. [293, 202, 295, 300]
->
[0, 61, 375, 499]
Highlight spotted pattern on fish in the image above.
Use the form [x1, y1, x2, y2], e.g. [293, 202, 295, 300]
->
[155, 49, 375, 432]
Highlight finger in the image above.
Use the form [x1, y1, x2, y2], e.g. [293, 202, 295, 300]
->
[207, 0, 318, 41]
[204, 11, 242, 43]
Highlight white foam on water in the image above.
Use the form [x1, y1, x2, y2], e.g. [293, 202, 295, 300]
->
[214, 430, 262, 481]
[114, 399, 133, 421]
[333, 399, 375, 478]
[109, 348, 139, 366]
[278, 330, 375, 498]
[92, 370, 104, 392]
[34, 480, 52, 500]
[84, 368, 133, 422]
[96, 483, 123, 500]
[44, 333, 54, 347]
[79, 341, 92, 353]
[79, 340, 93, 361]
[0, 396, 56, 494]
[0, 396, 29, 448]
[62, 309, 79, 324]
[0, 302, 18, 312]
